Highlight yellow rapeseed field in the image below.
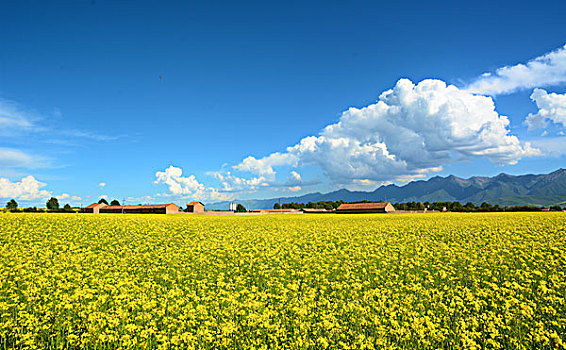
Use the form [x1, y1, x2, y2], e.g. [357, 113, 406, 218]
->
[0, 212, 565, 349]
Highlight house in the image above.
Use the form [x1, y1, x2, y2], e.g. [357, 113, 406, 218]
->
[86, 203, 180, 214]
[251, 208, 302, 214]
[336, 202, 395, 214]
[301, 208, 333, 213]
[186, 201, 205, 213]
[84, 202, 107, 213]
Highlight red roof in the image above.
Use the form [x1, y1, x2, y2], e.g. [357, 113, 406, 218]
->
[101, 203, 178, 210]
[254, 208, 301, 213]
[86, 203, 106, 209]
[187, 202, 204, 206]
[337, 202, 391, 210]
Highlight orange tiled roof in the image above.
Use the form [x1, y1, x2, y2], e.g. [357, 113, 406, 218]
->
[101, 203, 178, 210]
[337, 202, 390, 210]
[85, 203, 106, 209]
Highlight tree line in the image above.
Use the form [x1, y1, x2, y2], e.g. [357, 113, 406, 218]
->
[274, 200, 380, 210]
[273, 200, 563, 212]
[393, 201, 563, 212]
[3, 197, 123, 213]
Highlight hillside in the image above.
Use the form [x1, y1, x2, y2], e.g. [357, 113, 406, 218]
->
[207, 169, 566, 210]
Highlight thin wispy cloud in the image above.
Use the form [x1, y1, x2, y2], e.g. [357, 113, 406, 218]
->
[0, 148, 52, 169]
[0, 97, 122, 142]
[0, 97, 123, 171]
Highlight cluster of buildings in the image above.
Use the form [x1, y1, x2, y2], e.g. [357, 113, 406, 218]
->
[84, 201, 395, 215]
[255, 202, 395, 214]
[85, 201, 205, 214]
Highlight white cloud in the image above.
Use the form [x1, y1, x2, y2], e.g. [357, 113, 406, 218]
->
[98, 182, 106, 188]
[100, 195, 108, 200]
[0, 175, 51, 200]
[155, 166, 233, 201]
[56, 193, 82, 202]
[281, 171, 321, 187]
[234, 79, 539, 184]
[528, 136, 566, 156]
[0, 98, 37, 136]
[466, 44, 566, 95]
[155, 166, 206, 195]
[0, 148, 50, 169]
[287, 186, 302, 192]
[525, 88, 566, 130]
[233, 152, 296, 180]
[208, 171, 268, 192]
[290, 171, 301, 181]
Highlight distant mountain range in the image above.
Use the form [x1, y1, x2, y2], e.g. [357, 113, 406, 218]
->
[207, 169, 566, 210]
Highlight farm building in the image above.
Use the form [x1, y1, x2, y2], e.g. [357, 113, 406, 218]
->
[252, 208, 302, 214]
[84, 202, 107, 213]
[336, 202, 395, 214]
[186, 201, 205, 213]
[301, 208, 333, 213]
[86, 203, 180, 214]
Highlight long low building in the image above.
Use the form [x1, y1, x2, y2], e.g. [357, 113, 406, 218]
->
[85, 203, 180, 214]
[336, 202, 395, 213]
[252, 208, 302, 214]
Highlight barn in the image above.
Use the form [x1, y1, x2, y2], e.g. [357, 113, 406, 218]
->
[336, 202, 395, 213]
[86, 203, 180, 214]
[186, 201, 205, 213]
[301, 208, 333, 213]
[84, 202, 107, 213]
[252, 208, 302, 214]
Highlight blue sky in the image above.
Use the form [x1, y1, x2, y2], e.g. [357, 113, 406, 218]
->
[2, 0, 566, 207]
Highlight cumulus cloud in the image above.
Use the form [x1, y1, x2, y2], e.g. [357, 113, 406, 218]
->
[0, 175, 51, 200]
[233, 152, 296, 180]
[234, 79, 539, 184]
[56, 193, 82, 201]
[208, 171, 268, 192]
[466, 44, 566, 95]
[155, 166, 233, 201]
[525, 88, 566, 130]
[285, 171, 302, 185]
[155, 166, 206, 195]
[98, 182, 106, 188]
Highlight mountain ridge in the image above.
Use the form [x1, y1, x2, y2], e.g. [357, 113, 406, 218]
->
[207, 168, 566, 210]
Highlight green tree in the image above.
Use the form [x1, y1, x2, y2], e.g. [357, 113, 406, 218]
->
[6, 199, 18, 210]
[110, 199, 120, 206]
[273, 202, 281, 209]
[451, 201, 464, 212]
[236, 204, 247, 213]
[46, 197, 59, 210]
[464, 202, 476, 211]
[98, 198, 109, 205]
[63, 203, 72, 211]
